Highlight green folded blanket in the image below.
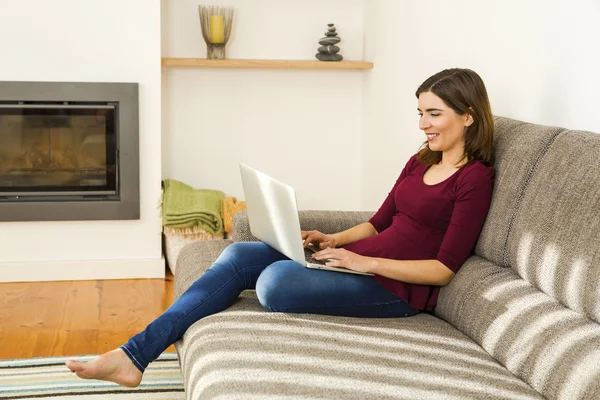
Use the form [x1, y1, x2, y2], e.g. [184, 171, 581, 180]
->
[161, 179, 225, 234]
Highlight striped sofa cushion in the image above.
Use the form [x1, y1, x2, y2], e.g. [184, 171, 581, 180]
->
[175, 291, 542, 400]
[438, 260, 600, 399]
[506, 129, 600, 322]
[475, 117, 566, 266]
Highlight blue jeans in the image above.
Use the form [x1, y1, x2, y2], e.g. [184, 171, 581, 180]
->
[121, 242, 417, 372]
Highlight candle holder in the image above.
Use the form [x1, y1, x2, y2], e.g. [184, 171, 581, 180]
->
[198, 5, 234, 60]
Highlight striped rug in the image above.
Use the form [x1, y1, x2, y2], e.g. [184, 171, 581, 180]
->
[0, 352, 184, 399]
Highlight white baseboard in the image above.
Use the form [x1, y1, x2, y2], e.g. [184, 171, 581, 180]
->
[0, 258, 166, 282]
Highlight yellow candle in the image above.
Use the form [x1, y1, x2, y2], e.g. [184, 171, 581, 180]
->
[209, 15, 225, 44]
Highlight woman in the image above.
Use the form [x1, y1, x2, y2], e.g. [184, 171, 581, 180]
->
[66, 68, 495, 387]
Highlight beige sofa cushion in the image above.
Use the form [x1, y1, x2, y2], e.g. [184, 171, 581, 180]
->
[175, 291, 542, 400]
[438, 257, 600, 399]
[475, 117, 566, 266]
[506, 129, 600, 322]
[436, 256, 500, 324]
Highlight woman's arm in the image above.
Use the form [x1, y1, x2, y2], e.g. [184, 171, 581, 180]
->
[368, 258, 454, 286]
[312, 248, 454, 286]
[368, 155, 416, 233]
[331, 222, 378, 247]
[302, 222, 377, 249]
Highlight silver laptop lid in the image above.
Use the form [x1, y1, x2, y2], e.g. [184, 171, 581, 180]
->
[239, 163, 306, 266]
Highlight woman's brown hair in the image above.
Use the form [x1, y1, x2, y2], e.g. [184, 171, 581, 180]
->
[415, 68, 494, 168]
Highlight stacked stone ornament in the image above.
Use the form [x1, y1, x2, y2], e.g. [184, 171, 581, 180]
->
[316, 24, 343, 61]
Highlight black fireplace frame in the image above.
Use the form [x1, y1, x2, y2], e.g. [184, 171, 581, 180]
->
[0, 81, 139, 221]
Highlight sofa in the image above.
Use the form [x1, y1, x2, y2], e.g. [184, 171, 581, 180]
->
[173, 116, 600, 399]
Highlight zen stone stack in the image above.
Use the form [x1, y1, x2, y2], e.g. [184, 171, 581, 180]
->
[316, 23, 343, 61]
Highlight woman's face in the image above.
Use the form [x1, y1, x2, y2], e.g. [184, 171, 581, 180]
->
[417, 91, 472, 155]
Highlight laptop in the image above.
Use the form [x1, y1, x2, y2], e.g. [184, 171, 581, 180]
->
[239, 163, 374, 276]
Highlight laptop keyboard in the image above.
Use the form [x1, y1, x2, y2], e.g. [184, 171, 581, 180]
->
[304, 248, 328, 265]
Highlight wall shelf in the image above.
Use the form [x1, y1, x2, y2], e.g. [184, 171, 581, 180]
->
[161, 58, 373, 70]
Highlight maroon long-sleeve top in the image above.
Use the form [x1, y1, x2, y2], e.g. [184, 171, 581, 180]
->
[343, 154, 495, 311]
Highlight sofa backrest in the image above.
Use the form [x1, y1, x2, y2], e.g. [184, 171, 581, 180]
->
[474, 117, 566, 266]
[436, 117, 600, 399]
[506, 129, 600, 321]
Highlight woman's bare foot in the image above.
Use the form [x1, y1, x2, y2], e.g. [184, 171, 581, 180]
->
[65, 348, 143, 388]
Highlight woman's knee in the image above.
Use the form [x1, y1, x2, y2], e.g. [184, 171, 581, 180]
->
[256, 261, 295, 312]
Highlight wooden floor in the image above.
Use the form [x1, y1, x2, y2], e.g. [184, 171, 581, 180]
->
[0, 268, 176, 359]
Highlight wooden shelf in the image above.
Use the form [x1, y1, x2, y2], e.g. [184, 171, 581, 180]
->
[161, 58, 373, 70]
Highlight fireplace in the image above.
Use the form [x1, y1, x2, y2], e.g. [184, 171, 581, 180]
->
[0, 82, 139, 221]
[0, 104, 118, 197]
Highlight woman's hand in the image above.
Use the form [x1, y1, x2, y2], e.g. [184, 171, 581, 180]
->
[301, 230, 339, 249]
[312, 248, 375, 274]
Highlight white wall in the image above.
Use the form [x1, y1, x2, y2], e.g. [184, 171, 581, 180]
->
[3, 0, 593, 280]
[162, 0, 366, 211]
[362, 0, 600, 211]
[0, 0, 164, 281]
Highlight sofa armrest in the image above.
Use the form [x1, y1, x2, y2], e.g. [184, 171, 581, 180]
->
[231, 210, 375, 242]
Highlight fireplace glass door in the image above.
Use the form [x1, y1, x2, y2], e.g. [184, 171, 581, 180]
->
[0, 103, 118, 200]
